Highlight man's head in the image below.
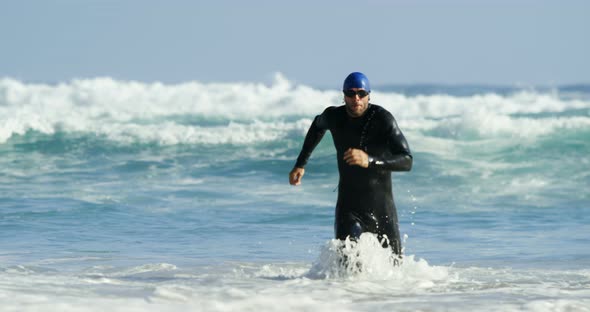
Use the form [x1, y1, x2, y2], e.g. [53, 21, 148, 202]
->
[342, 72, 371, 117]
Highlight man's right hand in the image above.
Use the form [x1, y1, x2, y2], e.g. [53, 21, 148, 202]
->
[289, 167, 305, 185]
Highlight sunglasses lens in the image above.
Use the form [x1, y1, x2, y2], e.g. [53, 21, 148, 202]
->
[344, 90, 369, 98]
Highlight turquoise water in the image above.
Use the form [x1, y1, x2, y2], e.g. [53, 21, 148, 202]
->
[1, 76, 589, 311]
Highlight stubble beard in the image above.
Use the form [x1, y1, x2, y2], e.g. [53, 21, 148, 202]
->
[345, 101, 368, 118]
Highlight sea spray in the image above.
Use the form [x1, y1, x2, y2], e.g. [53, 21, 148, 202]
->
[306, 233, 448, 285]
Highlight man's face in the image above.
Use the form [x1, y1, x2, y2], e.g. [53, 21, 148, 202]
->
[344, 88, 370, 117]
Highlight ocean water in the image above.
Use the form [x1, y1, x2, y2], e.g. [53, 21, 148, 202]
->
[1, 74, 589, 311]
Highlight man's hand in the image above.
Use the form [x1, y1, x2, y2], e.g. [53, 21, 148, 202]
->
[343, 148, 369, 168]
[289, 167, 305, 185]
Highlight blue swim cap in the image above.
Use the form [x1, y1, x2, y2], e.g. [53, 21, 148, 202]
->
[343, 72, 371, 92]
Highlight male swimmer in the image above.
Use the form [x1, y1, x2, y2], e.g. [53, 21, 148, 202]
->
[289, 72, 412, 256]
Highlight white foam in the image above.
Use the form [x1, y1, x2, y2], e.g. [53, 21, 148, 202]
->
[2, 260, 590, 312]
[306, 234, 449, 285]
[1, 76, 589, 145]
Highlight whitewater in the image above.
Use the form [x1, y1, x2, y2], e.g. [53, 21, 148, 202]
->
[1, 74, 589, 311]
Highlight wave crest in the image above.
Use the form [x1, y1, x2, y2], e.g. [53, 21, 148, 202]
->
[1, 76, 589, 145]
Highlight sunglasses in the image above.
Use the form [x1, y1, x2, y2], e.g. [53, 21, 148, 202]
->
[343, 90, 370, 98]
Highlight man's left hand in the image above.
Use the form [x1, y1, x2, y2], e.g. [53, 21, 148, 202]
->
[343, 148, 369, 168]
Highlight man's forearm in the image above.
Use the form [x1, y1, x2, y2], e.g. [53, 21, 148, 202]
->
[368, 154, 413, 171]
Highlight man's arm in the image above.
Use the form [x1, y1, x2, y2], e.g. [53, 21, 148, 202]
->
[368, 112, 413, 171]
[290, 109, 331, 185]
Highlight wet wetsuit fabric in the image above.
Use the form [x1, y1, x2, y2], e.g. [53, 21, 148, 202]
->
[294, 104, 412, 255]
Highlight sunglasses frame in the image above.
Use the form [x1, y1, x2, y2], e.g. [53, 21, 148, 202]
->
[343, 89, 370, 98]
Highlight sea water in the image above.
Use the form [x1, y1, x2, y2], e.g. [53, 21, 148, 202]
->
[1, 74, 589, 311]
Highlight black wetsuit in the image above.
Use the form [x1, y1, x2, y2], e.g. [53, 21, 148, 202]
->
[294, 104, 412, 255]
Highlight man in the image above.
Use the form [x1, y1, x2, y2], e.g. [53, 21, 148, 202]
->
[289, 72, 412, 256]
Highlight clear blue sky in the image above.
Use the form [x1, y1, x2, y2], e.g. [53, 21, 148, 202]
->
[1, 0, 588, 87]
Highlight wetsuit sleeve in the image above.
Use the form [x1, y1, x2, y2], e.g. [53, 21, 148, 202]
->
[294, 109, 331, 168]
[368, 113, 413, 171]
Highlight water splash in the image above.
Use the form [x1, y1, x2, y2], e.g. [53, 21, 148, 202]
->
[306, 233, 448, 284]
